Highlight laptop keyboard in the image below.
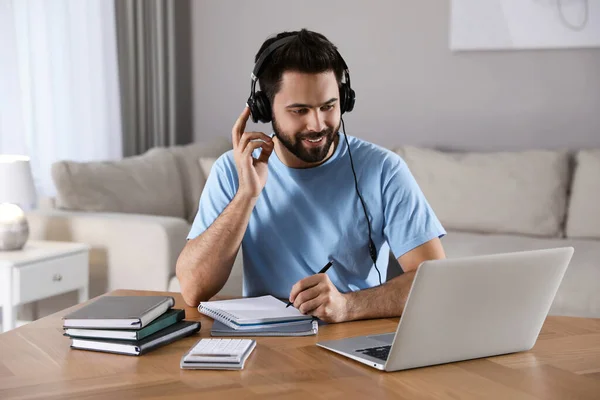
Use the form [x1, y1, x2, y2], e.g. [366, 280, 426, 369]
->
[356, 345, 391, 361]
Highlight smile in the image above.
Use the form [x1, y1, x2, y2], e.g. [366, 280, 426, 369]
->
[305, 137, 324, 143]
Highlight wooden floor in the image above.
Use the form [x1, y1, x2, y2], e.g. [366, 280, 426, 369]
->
[1, 289, 600, 399]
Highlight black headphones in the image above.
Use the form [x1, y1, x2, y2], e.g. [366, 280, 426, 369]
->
[247, 35, 356, 123]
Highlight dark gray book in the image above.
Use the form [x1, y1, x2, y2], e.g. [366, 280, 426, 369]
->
[70, 320, 201, 356]
[62, 296, 175, 329]
[64, 309, 186, 341]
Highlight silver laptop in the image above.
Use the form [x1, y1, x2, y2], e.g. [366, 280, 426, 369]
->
[317, 247, 574, 371]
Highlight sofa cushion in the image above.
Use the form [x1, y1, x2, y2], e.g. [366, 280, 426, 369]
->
[52, 147, 186, 219]
[167, 140, 231, 223]
[441, 230, 600, 318]
[566, 149, 600, 239]
[395, 146, 570, 237]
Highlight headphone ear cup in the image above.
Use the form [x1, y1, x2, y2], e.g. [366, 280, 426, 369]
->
[340, 84, 355, 114]
[254, 91, 272, 123]
[339, 85, 347, 114]
[247, 95, 260, 123]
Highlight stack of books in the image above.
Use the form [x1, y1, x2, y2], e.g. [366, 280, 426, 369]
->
[63, 296, 200, 356]
[198, 295, 319, 337]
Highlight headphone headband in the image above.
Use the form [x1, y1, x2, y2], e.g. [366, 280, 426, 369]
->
[252, 36, 296, 82]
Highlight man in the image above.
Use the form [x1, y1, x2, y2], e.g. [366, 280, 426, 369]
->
[177, 29, 446, 323]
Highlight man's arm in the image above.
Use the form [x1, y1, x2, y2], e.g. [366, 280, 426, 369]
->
[176, 193, 257, 307]
[343, 237, 445, 320]
[176, 107, 274, 307]
[289, 237, 445, 323]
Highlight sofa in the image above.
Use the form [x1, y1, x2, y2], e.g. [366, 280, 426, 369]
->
[395, 146, 600, 318]
[26, 141, 600, 319]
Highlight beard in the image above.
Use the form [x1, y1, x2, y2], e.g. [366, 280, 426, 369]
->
[272, 115, 340, 164]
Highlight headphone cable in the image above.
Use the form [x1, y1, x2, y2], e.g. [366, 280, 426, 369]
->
[340, 117, 383, 286]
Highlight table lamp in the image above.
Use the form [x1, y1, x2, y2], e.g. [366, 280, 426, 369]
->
[0, 155, 36, 251]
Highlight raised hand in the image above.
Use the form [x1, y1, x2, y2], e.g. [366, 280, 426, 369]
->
[231, 106, 275, 199]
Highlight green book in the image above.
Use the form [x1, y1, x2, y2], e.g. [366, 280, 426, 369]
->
[64, 309, 185, 341]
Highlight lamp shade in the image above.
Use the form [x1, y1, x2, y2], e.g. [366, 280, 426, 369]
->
[0, 155, 36, 208]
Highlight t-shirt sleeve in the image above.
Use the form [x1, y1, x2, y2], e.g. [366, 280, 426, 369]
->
[187, 155, 237, 240]
[382, 157, 446, 259]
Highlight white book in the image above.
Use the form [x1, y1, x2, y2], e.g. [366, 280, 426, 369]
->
[198, 295, 312, 330]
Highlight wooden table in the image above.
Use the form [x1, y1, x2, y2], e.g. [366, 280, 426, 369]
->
[1, 290, 599, 399]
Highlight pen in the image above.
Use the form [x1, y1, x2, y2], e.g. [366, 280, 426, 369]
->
[286, 261, 334, 308]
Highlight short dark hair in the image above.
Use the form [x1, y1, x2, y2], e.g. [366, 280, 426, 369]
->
[254, 29, 344, 105]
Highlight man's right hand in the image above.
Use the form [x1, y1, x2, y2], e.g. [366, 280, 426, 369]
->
[232, 106, 275, 199]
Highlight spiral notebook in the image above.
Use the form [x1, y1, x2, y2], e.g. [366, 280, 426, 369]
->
[198, 295, 312, 330]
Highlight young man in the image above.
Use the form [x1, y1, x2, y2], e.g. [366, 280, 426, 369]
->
[176, 29, 446, 323]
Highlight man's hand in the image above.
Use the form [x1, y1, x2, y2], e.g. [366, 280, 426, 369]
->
[232, 106, 274, 199]
[289, 274, 349, 323]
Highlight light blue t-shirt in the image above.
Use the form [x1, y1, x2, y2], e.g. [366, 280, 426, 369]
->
[188, 133, 445, 298]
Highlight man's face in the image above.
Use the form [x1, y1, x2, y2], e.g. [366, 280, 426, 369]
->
[271, 71, 341, 165]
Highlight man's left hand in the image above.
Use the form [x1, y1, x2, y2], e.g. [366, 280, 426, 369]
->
[289, 273, 349, 323]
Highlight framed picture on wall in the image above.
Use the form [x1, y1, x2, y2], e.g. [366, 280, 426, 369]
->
[450, 0, 600, 51]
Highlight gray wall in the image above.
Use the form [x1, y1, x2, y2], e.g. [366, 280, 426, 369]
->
[191, 0, 600, 152]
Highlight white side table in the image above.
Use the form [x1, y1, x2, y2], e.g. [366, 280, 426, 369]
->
[0, 240, 90, 333]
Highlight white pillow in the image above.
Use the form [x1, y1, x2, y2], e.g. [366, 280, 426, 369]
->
[52, 148, 186, 218]
[395, 146, 570, 237]
[566, 149, 600, 239]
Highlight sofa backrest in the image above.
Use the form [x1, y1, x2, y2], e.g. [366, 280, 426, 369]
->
[50, 142, 598, 240]
[394, 146, 571, 238]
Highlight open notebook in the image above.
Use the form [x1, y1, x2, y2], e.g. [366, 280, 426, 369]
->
[198, 295, 312, 330]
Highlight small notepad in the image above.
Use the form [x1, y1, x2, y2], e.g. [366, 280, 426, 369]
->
[180, 338, 256, 370]
[198, 295, 312, 330]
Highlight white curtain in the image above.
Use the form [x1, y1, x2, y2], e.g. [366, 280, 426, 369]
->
[0, 0, 122, 197]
